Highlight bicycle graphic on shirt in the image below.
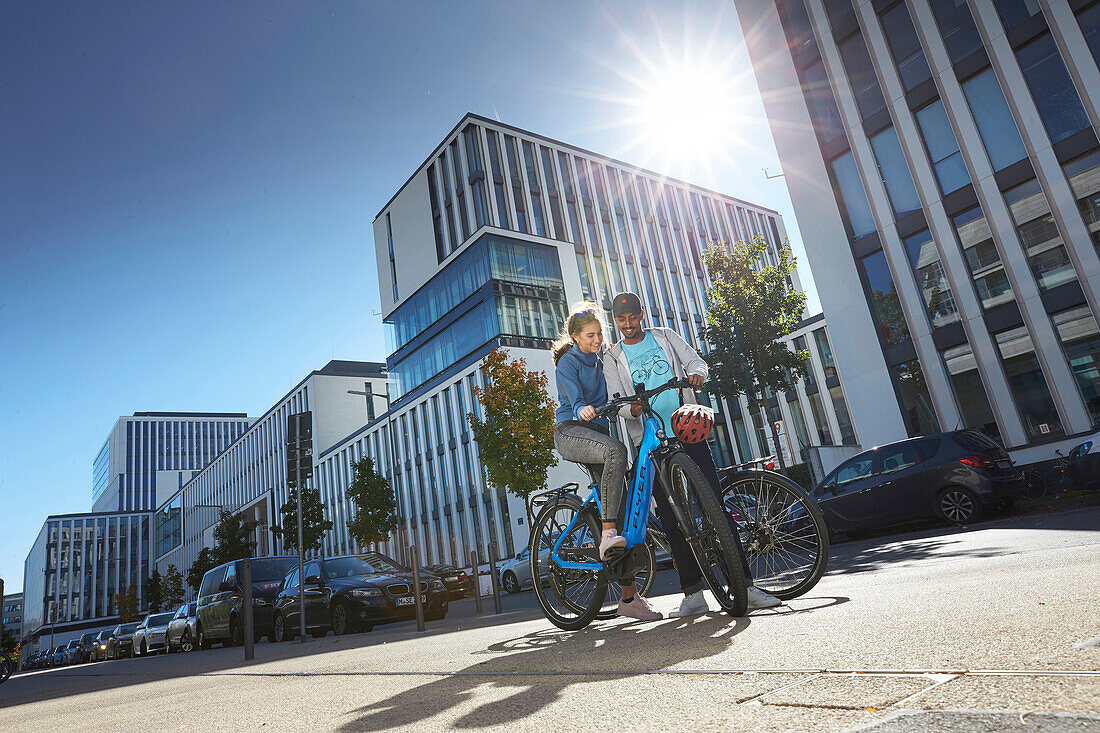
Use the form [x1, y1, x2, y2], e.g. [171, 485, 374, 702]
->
[630, 352, 670, 384]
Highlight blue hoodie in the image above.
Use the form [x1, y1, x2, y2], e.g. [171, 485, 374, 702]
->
[554, 346, 610, 431]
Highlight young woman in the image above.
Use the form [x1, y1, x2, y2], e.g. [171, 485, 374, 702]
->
[551, 304, 661, 621]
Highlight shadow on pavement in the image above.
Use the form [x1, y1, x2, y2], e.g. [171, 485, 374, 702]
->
[338, 614, 750, 731]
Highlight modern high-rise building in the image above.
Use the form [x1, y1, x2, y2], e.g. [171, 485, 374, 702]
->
[2, 592, 22, 643]
[735, 0, 1100, 460]
[93, 412, 252, 512]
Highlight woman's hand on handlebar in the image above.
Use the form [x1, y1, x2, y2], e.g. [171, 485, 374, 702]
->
[579, 405, 597, 421]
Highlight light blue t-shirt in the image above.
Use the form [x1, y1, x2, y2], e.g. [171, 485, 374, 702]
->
[620, 332, 681, 433]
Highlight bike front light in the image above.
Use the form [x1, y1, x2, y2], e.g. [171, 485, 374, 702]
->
[350, 588, 383, 598]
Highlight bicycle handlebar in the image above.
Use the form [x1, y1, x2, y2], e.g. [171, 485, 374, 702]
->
[592, 376, 693, 419]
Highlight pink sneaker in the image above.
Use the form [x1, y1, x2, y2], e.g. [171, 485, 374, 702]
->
[617, 595, 663, 621]
[599, 530, 627, 561]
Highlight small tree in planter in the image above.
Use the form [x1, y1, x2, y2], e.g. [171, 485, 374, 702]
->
[346, 457, 398, 548]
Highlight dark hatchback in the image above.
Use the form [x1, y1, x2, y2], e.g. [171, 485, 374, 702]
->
[811, 429, 1023, 534]
[197, 556, 298, 648]
[424, 563, 472, 600]
[106, 623, 140, 659]
[272, 554, 449, 640]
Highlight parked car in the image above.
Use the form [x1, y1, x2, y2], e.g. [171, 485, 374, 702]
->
[132, 612, 175, 656]
[76, 632, 99, 663]
[424, 563, 472, 600]
[89, 630, 112, 662]
[1066, 431, 1100, 492]
[810, 429, 1023, 534]
[197, 556, 298, 648]
[166, 602, 199, 653]
[272, 553, 449, 641]
[52, 645, 66, 667]
[497, 547, 550, 594]
[106, 622, 140, 659]
[62, 638, 82, 665]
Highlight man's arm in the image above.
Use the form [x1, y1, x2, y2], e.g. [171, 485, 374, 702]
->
[666, 329, 708, 383]
[601, 348, 636, 419]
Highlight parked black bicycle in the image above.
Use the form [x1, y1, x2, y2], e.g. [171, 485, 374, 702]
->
[1, 650, 14, 684]
[1018, 450, 1069, 499]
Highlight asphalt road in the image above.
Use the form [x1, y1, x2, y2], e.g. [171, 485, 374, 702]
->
[3, 506, 1098, 732]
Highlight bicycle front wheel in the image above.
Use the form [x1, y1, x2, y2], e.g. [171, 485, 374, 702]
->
[597, 538, 657, 620]
[667, 452, 748, 617]
[530, 497, 607, 631]
[1, 652, 13, 683]
[722, 470, 829, 600]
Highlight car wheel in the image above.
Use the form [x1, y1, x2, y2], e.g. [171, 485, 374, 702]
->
[140, 641, 147, 657]
[331, 600, 356, 636]
[273, 613, 292, 643]
[936, 486, 983, 525]
[502, 571, 520, 594]
[181, 630, 194, 653]
[229, 615, 242, 647]
[198, 627, 211, 650]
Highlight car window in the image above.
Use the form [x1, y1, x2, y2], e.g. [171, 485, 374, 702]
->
[836, 453, 874, 486]
[323, 556, 378, 579]
[878, 444, 921, 474]
[199, 565, 227, 597]
[224, 562, 237, 588]
[304, 562, 321, 580]
[187, 602, 197, 616]
[955, 429, 1000, 452]
[1069, 440, 1093, 460]
[252, 557, 298, 582]
[150, 613, 175, 626]
[285, 568, 300, 589]
[361, 553, 406, 574]
[174, 605, 187, 619]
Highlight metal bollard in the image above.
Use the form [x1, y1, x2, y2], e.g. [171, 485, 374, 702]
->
[487, 542, 503, 615]
[410, 546, 426, 632]
[470, 550, 483, 616]
[242, 558, 255, 661]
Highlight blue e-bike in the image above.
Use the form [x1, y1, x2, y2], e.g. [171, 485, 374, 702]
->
[529, 377, 749, 630]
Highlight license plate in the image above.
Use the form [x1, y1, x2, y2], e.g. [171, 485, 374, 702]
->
[396, 595, 426, 606]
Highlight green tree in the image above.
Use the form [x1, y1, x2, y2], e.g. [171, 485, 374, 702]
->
[700, 235, 808, 468]
[116, 583, 140, 622]
[468, 348, 557, 501]
[144, 567, 164, 613]
[212, 509, 259, 563]
[1, 629, 16, 654]
[163, 564, 185, 608]
[346, 457, 398, 546]
[272, 483, 334, 553]
[186, 547, 218, 593]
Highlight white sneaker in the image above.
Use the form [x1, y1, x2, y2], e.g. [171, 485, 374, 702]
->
[746, 586, 782, 610]
[669, 590, 710, 618]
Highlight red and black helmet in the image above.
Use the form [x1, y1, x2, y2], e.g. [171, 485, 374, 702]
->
[670, 404, 714, 444]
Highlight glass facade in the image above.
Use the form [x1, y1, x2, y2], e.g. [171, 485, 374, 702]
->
[830, 151, 877, 239]
[880, 2, 931, 91]
[870, 128, 922, 218]
[1063, 150, 1100, 248]
[890, 358, 941, 437]
[802, 60, 845, 144]
[928, 0, 983, 63]
[1053, 306, 1100, 427]
[828, 385, 858, 445]
[814, 328, 838, 381]
[1015, 34, 1092, 144]
[953, 206, 1013, 310]
[861, 250, 911, 347]
[1003, 179, 1078, 293]
[1080, 2, 1100, 68]
[996, 0, 1043, 30]
[996, 326, 1064, 440]
[155, 495, 182, 557]
[902, 230, 959, 329]
[961, 69, 1028, 172]
[915, 100, 970, 194]
[839, 33, 887, 119]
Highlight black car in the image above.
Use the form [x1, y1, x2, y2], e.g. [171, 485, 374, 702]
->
[424, 563, 472, 600]
[1066, 431, 1100, 492]
[810, 429, 1023, 534]
[106, 622, 140, 659]
[272, 553, 449, 641]
[77, 632, 99, 663]
[89, 630, 113, 662]
[196, 556, 298, 648]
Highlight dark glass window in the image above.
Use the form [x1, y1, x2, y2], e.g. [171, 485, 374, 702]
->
[450, 141, 470, 243]
[1054, 307, 1100, 427]
[902, 230, 959, 328]
[953, 206, 1014, 310]
[793, 335, 817, 388]
[829, 385, 858, 445]
[463, 127, 489, 229]
[995, 0, 1042, 31]
[830, 152, 877, 239]
[814, 329, 838, 381]
[1003, 178, 1078, 292]
[880, 3, 932, 91]
[504, 136, 528, 233]
[439, 151, 458, 249]
[890, 359, 941, 436]
[522, 141, 547, 238]
[1062, 150, 1100, 248]
[928, 0, 984, 62]
[823, 0, 854, 27]
[961, 69, 1028, 170]
[860, 249, 912, 346]
[1015, 34, 1091, 144]
[801, 60, 846, 144]
[839, 33, 887, 119]
[915, 100, 970, 194]
[942, 342, 1003, 444]
[996, 326, 1064, 440]
[540, 147, 566, 241]
[869, 127, 922, 218]
[485, 130, 511, 229]
[779, 0, 818, 58]
[1079, 2, 1100, 69]
[426, 167, 445, 262]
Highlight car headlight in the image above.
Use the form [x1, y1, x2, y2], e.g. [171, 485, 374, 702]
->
[350, 587, 383, 598]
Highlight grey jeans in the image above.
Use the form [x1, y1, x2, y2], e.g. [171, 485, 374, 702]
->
[554, 421, 628, 523]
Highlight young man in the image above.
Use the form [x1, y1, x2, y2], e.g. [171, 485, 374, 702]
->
[603, 292, 781, 617]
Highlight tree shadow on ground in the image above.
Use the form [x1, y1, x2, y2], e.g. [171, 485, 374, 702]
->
[337, 614, 750, 731]
[829, 537, 1006, 576]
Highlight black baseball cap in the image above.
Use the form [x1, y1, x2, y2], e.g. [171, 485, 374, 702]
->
[611, 292, 643, 317]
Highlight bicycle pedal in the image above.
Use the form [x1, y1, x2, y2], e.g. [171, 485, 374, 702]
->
[600, 545, 628, 563]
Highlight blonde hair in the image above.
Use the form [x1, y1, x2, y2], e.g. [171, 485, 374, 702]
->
[551, 302, 606, 366]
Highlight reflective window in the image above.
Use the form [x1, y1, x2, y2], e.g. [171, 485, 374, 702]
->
[485, 130, 511, 229]
[835, 452, 873, 486]
[1062, 150, 1100, 248]
[890, 358, 941, 436]
[995, 326, 1064, 440]
[870, 128, 922, 218]
[522, 141, 547, 237]
[942, 342, 1003, 444]
[880, 3, 932, 91]
[463, 127, 489, 229]
[1003, 179, 1077, 292]
[1080, 2, 1100, 69]
[779, 0, 818, 58]
[995, 0, 1043, 31]
[793, 335, 817, 388]
[504, 136, 528, 233]
[787, 397, 812, 451]
[155, 496, 182, 557]
[928, 0, 984, 62]
[814, 329, 838, 381]
[830, 152, 877, 239]
[839, 34, 887, 119]
[915, 101, 970, 194]
[961, 69, 1028, 171]
[829, 385, 858, 445]
[1053, 306, 1100, 427]
[426, 166, 445, 262]
[902, 230, 959, 328]
[1016, 34, 1091, 144]
[953, 206, 1013, 310]
[540, 147, 566, 241]
[440, 151, 458, 251]
[823, 0, 854, 28]
[861, 250, 912, 347]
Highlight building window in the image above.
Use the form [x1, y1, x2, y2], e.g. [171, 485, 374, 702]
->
[440, 151, 459, 252]
[942, 341, 1003, 445]
[953, 206, 1014, 310]
[814, 328, 838, 381]
[915, 100, 970, 194]
[1015, 33, 1092, 144]
[386, 213, 398, 301]
[828, 385, 858, 445]
[995, 326, 1064, 441]
[839, 33, 887, 120]
[540, 146, 567, 241]
[463, 127, 489, 229]
[823, 0, 854, 28]
[890, 358, 941, 437]
[450, 141, 471, 243]
[860, 250, 912, 347]
[778, 0, 818, 58]
[1053, 306, 1100, 427]
[1003, 179, 1078, 292]
[787, 397, 812, 452]
[928, 0, 984, 63]
[426, 167, 445, 263]
[830, 152, 877, 239]
[880, 2, 932, 91]
[485, 130, 511, 229]
[576, 252, 595, 300]
[961, 69, 1029, 171]
[522, 141, 547, 238]
[504, 136, 528, 233]
[995, 0, 1043, 31]
[801, 60, 846, 144]
[793, 335, 817, 388]
[902, 230, 959, 329]
[1062, 150, 1100, 248]
[1079, 2, 1100, 68]
[869, 127, 923, 218]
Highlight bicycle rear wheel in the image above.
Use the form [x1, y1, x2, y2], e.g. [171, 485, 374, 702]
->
[722, 470, 829, 600]
[1, 652, 13, 683]
[530, 497, 607, 631]
[667, 452, 748, 617]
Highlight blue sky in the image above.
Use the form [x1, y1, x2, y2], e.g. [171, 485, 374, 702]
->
[0, 1, 817, 589]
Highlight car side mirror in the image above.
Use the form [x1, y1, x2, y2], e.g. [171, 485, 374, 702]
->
[219, 580, 236, 592]
[304, 574, 322, 587]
